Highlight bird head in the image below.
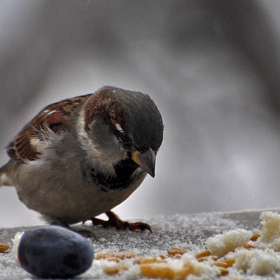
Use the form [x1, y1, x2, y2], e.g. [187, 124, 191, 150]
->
[82, 86, 163, 178]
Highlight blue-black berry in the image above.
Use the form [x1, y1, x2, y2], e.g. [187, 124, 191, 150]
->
[18, 226, 94, 278]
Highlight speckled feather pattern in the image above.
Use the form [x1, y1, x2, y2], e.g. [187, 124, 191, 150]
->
[0, 86, 163, 225]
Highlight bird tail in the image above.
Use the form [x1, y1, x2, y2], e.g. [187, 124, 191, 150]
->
[0, 161, 14, 187]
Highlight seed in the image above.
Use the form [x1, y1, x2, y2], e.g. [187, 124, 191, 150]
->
[106, 252, 117, 258]
[197, 255, 218, 262]
[0, 243, 10, 253]
[126, 251, 137, 258]
[223, 258, 235, 267]
[172, 254, 182, 259]
[167, 246, 187, 256]
[159, 254, 167, 260]
[141, 264, 176, 279]
[106, 257, 120, 263]
[250, 233, 261, 242]
[140, 257, 158, 264]
[94, 251, 107, 259]
[195, 250, 211, 259]
[219, 267, 229, 276]
[103, 266, 120, 275]
[116, 252, 125, 259]
[119, 264, 130, 271]
[214, 261, 230, 268]
[133, 256, 143, 265]
[197, 256, 209, 262]
[242, 243, 255, 249]
[178, 262, 194, 279]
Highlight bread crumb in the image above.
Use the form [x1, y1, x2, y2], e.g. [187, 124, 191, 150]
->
[205, 229, 252, 257]
[11, 232, 24, 264]
[232, 248, 280, 275]
[260, 211, 280, 243]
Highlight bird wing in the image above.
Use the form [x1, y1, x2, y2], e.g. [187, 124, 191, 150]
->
[6, 94, 91, 163]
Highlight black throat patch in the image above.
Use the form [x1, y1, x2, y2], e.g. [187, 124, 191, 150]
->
[80, 159, 144, 192]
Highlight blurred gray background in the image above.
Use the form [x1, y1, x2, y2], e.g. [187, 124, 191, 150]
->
[1, 0, 280, 228]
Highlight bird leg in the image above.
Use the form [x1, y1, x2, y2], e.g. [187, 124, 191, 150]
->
[51, 217, 96, 238]
[89, 211, 153, 233]
[50, 217, 71, 228]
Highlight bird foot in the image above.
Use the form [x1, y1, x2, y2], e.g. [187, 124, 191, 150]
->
[88, 211, 153, 233]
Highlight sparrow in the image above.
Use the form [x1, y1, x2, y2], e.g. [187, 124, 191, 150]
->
[0, 86, 163, 232]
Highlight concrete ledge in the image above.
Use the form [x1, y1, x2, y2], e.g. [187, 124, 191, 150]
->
[0, 210, 276, 279]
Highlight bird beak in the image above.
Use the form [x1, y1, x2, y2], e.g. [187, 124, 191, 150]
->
[131, 148, 156, 177]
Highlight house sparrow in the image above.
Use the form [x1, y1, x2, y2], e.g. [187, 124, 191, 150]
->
[0, 86, 163, 232]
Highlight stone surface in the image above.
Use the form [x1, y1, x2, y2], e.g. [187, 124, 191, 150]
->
[0, 209, 279, 279]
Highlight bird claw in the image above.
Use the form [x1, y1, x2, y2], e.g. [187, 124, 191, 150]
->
[87, 211, 153, 233]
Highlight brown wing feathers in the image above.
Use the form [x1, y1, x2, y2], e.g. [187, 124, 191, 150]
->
[6, 94, 90, 163]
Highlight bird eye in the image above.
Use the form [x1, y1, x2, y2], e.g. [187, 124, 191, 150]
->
[120, 132, 132, 145]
